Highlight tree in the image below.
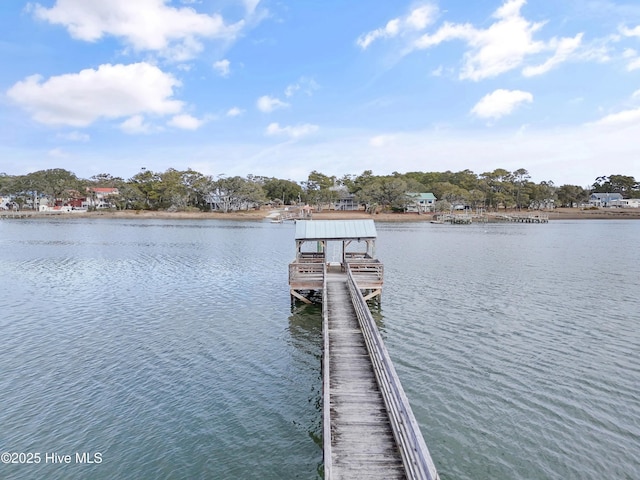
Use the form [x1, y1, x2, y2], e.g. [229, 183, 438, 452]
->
[593, 175, 638, 197]
[8, 169, 81, 208]
[467, 189, 486, 210]
[528, 180, 556, 209]
[480, 169, 514, 210]
[450, 169, 479, 192]
[29, 169, 81, 200]
[303, 170, 337, 211]
[556, 184, 586, 207]
[181, 170, 215, 210]
[357, 176, 409, 212]
[512, 168, 531, 209]
[434, 199, 452, 212]
[211, 176, 266, 212]
[128, 168, 162, 209]
[431, 181, 469, 205]
[89, 173, 124, 187]
[262, 178, 303, 205]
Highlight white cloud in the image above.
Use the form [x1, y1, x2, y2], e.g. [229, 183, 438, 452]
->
[226, 107, 244, 117]
[357, 19, 401, 49]
[167, 114, 203, 130]
[284, 77, 319, 97]
[410, 0, 582, 81]
[120, 115, 153, 134]
[243, 0, 261, 14]
[31, 0, 245, 61]
[522, 33, 583, 77]
[256, 95, 289, 112]
[587, 90, 640, 128]
[57, 131, 90, 142]
[620, 25, 640, 38]
[415, 0, 545, 80]
[7, 62, 183, 127]
[284, 84, 299, 97]
[265, 122, 318, 138]
[622, 43, 640, 70]
[590, 108, 640, 127]
[471, 89, 533, 120]
[213, 59, 231, 77]
[357, 4, 437, 49]
[406, 5, 438, 30]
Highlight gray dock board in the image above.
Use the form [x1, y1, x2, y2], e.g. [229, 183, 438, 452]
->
[326, 274, 406, 480]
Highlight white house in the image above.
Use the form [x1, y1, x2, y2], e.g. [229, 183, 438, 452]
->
[611, 198, 640, 208]
[405, 192, 437, 213]
[589, 192, 623, 207]
[84, 187, 119, 209]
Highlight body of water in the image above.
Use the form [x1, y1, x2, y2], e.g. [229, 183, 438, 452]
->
[1, 217, 638, 479]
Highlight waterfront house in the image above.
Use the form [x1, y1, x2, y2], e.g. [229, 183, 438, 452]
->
[589, 192, 623, 207]
[85, 187, 119, 209]
[405, 192, 437, 213]
[333, 192, 359, 211]
[611, 198, 640, 208]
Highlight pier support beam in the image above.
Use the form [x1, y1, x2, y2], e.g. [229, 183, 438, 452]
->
[362, 289, 382, 301]
[290, 289, 313, 304]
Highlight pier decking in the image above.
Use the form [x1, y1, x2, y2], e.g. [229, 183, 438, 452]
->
[325, 272, 404, 478]
[290, 220, 439, 479]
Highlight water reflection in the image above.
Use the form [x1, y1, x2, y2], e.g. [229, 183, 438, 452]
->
[287, 302, 323, 477]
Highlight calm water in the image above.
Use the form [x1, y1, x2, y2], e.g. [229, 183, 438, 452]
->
[1, 217, 638, 479]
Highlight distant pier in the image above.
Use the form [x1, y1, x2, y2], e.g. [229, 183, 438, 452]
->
[494, 213, 549, 223]
[431, 212, 549, 224]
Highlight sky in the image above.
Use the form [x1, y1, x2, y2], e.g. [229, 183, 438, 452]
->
[2, 0, 640, 188]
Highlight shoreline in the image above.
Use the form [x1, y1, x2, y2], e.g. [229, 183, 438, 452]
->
[2, 207, 640, 221]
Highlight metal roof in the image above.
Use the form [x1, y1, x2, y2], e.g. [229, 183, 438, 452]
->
[407, 192, 436, 200]
[295, 219, 377, 241]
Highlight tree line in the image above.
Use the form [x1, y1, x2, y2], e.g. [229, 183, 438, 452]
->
[0, 167, 638, 212]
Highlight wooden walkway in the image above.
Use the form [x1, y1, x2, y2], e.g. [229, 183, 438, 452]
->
[325, 273, 405, 479]
[322, 268, 439, 480]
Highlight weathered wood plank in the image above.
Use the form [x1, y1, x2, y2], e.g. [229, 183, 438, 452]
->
[325, 274, 406, 480]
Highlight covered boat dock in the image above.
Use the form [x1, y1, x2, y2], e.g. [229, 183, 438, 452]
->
[288, 219, 384, 303]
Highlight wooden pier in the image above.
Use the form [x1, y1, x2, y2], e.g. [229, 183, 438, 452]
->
[0, 210, 36, 219]
[494, 213, 549, 223]
[434, 213, 473, 224]
[290, 220, 439, 479]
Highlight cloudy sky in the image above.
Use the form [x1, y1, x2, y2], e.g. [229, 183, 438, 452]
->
[2, 0, 640, 187]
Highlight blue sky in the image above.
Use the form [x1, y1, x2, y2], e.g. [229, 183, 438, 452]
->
[2, 0, 640, 187]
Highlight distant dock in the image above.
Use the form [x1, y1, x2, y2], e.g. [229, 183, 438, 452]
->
[493, 213, 549, 223]
[431, 212, 549, 224]
[0, 210, 37, 219]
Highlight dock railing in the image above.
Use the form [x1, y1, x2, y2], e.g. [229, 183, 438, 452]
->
[321, 263, 333, 480]
[346, 264, 440, 480]
[288, 261, 324, 288]
[348, 260, 384, 280]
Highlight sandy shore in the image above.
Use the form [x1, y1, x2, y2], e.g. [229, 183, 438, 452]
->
[5, 207, 636, 221]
